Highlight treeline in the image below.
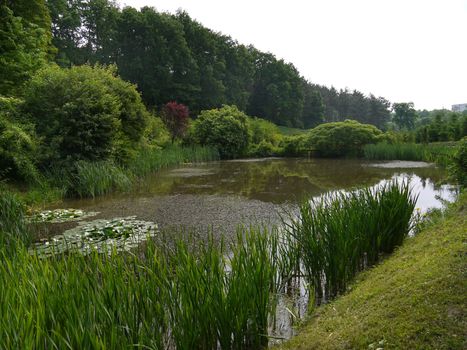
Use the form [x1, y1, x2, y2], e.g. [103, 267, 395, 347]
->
[45, 0, 392, 128]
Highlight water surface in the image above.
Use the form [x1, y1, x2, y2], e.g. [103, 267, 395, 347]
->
[51, 158, 456, 237]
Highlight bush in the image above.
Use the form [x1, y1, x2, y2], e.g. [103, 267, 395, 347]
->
[305, 120, 382, 157]
[143, 115, 171, 148]
[279, 135, 307, 156]
[248, 117, 283, 156]
[22, 65, 149, 166]
[0, 112, 39, 183]
[193, 105, 249, 159]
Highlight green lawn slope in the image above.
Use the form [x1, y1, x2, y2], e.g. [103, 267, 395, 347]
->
[279, 195, 466, 350]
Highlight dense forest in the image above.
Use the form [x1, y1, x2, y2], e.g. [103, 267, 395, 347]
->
[39, 0, 392, 128]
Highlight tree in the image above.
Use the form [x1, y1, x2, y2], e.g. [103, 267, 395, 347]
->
[193, 105, 249, 159]
[0, 4, 50, 95]
[161, 102, 189, 143]
[392, 102, 417, 130]
[302, 86, 325, 128]
[22, 65, 149, 165]
[247, 50, 304, 127]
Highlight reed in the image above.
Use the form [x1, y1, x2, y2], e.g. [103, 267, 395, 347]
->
[72, 160, 132, 198]
[363, 142, 456, 166]
[0, 227, 281, 349]
[287, 181, 417, 302]
[128, 145, 219, 178]
[0, 190, 30, 252]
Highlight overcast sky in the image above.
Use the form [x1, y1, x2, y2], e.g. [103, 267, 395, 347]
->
[119, 0, 467, 110]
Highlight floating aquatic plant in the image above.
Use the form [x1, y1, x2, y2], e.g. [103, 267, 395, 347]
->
[30, 216, 158, 256]
[27, 208, 99, 223]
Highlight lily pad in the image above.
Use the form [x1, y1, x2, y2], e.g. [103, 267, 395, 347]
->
[30, 216, 158, 257]
[27, 208, 99, 223]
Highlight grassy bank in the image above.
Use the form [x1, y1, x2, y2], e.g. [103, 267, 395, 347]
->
[278, 193, 466, 350]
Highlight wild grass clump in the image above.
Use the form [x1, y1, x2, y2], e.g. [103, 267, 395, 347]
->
[363, 142, 426, 161]
[363, 142, 456, 166]
[286, 181, 417, 302]
[129, 145, 219, 177]
[71, 160, 132, 198]
[0, 190, 30, 252]
[0, 227, 284, 349]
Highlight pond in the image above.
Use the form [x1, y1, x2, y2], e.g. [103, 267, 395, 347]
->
[49, 158, 456, 236]
[35, 157, 458, 344]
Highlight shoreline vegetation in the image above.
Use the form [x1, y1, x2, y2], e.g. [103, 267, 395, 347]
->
[1, 181, 421, 349]
[277, 192, 466, 350]
[1, 1, 466, 349]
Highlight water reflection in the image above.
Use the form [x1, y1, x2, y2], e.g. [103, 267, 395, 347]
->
[137, 158, 454, 205]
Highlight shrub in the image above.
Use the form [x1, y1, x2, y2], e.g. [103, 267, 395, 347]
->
[0, 113, 39, 183]
[279, 135, 307, 156]
[161, 102, 189, 143]
[193, 105, 249, 159]
[143, 115, 171, 147]
[305, 120, 382, 157]
[22, 65, 149, 166]
[248, 117, 283, 157]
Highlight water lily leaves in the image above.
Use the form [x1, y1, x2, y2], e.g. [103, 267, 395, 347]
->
[30, 216, 158, 257]
[27, 208, 99, 223]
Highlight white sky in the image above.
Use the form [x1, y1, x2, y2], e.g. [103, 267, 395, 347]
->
[119, 0, 467, 110]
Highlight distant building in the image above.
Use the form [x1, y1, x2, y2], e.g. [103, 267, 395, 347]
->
[452, 103, 467, 112]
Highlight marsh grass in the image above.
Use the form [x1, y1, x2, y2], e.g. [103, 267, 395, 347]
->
[0, 182, 418, 348]
[0, 226, 284, 349]
[43, 145, 219, 199]
[363, 142, 456, 166]
[0, 190, 30, 251]
[128, 145, 219, 178]
[286, 181, 417, 303]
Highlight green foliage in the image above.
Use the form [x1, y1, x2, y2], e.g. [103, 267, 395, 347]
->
[279, 135, 307, 156]
[0, 5, 50, 96]
[127, 145, 219, 178]
[70, 161, 132, 198]
[451, 137, 467, 187]
[193, 105, 249, 159]
[47, 2, 392, 129]
[280, 195, 466, 350]
[22, 65, 149, 166]
[416, 112, 466, 143]
[247, 51, 304, 127]
[393, 102, 417, 130]
[0, 112, 39, 183]
[305, 120, 382, 157]
[302, 87, 325, 128]
[0, 226, 283, 349]
[287, 181, 416, 302]
[248, 117, 282, 156]
[0, 190, 30, 252]
[363, 142, 456, 167]
[143, 115, 171, 147]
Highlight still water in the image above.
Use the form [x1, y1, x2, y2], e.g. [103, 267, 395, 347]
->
[52, 158, 457, 343]
[59, 158, 457, 235]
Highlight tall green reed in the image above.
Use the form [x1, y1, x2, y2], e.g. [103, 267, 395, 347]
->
[0, 226, 282, 350]
[363, 142, 456, 166]
[286, 181, 417, 302]
[0, 190, 30, 252]
[128, 145, 219, 178]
